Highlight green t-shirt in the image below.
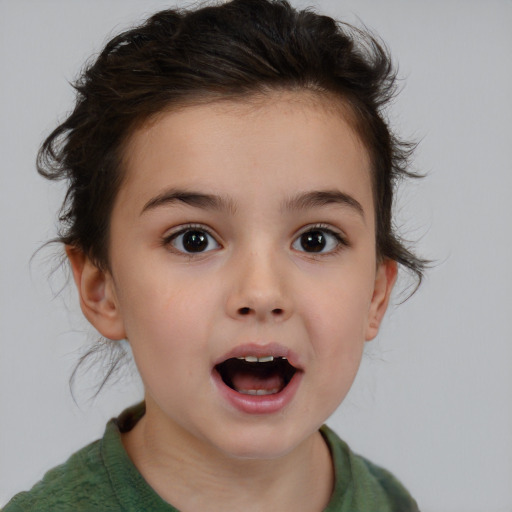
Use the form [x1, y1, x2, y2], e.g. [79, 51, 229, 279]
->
[4, 403, 419, 511]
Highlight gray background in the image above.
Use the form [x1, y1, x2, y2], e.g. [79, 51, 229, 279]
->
[1, 1, 511, 510]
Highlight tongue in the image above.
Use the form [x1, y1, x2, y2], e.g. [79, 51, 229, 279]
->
[231, 372, 284, 394]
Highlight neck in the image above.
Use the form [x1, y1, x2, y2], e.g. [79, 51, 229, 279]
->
[122, 402, 333, 512]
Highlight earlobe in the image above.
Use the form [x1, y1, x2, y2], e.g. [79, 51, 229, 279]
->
[66, 246, 126, 341]
[365, 259, 397, 341]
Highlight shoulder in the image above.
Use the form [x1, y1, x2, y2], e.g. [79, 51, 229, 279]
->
[3, 437, 118, 512]
[321, 425, 419, 512]
[3, 403, 151, 512]
[350, 454, 420, 511]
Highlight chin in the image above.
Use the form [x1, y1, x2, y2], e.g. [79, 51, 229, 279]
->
[205, 420, 317, 462]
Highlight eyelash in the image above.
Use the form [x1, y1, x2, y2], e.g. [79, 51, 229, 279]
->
[161, 223, 349, 256]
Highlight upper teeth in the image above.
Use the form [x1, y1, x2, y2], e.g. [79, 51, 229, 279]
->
[237, 355, 275, 363]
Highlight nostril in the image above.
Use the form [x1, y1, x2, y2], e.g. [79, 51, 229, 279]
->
[236, 307, 284, 317]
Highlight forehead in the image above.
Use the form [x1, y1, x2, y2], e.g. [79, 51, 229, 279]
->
[116, 91, 374, 218]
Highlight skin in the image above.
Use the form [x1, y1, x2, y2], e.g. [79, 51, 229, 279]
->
[68, 92, 397, 512]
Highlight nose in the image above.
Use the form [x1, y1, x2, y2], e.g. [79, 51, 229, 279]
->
[225, 247, 292, 323]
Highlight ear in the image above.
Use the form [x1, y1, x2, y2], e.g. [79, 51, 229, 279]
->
[66, 246, 126, 340]
[365, 259, 397, 341]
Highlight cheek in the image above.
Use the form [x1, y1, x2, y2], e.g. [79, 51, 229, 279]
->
[113, 269, 193, 346]
[300, 287, 368, 417]
[117, 279, 211, 397]
[301, 269, 375, 346]
[113, 262, 226, 375]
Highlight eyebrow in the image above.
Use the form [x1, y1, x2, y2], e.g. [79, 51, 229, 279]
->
[141, 187, 364, 220]
[141, 188, 237, 215]
[283, 190, 365, 220]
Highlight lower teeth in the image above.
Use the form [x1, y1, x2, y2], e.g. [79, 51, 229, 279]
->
[238, 388, 280, 396]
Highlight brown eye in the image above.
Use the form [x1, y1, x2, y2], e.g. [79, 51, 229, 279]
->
[300, 231, 326, 252]
[169, 229, 220, 253]
[292, 228, 345, 254]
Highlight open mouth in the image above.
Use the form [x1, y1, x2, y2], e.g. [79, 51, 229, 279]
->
[215, 356, 297, 396]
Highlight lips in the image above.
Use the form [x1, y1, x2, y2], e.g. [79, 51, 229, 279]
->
[212, 344, 302, 414]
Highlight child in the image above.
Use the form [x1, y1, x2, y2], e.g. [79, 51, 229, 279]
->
[4, 0, 424, 510]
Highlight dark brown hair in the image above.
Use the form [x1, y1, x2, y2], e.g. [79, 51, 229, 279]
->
[40, 0, 425, 278]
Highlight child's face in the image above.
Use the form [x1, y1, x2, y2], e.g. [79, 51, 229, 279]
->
[79, 92, 395, 460]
